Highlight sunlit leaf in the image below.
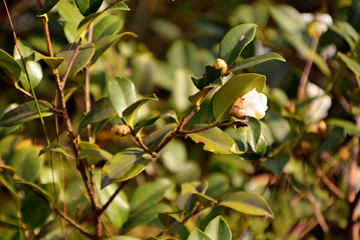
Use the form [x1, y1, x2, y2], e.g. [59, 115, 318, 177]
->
[134, 110, 179, 136]
[204, 216, 232, 240]
[13, 39, 43, 91]
[211, 73, 266, 123]
[326, 118, 360, 137]
[92, 14, 124, 42]
[189, 86, 215, 106]
[101, 148, 152, 189]
[0, 100, 53, 127]
[219, 23, 257, 66]
[177, 182, 208, 216]
[158, 210, 186, 229]
[78, 148, 113, 164]
[337, 52, 360, 77]
[122, 94, 158, 128]
[130, 178, 174, 214]
[108, 1, 130, 11]
[219, 191, 274, 218]
[107, 77, 138, 119]
[56, 42, 95, 79]
[267, 4, 305, 33]
[32, 50, 64, 71]
[181, 182, 215, 206]
[77, 12, 102, 34]
[187, 228, 212, 240]
[228, 52, 286, 72]
[191, 65, 223, 90]
[39, 145, 75, 159]
[142, 123, 178, 151]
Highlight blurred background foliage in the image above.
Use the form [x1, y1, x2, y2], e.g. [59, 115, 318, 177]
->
[1, 0, 360, 239]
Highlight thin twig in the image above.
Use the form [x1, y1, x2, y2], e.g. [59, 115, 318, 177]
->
[99, 180, 130, 215]
[61, 39, 82, 87]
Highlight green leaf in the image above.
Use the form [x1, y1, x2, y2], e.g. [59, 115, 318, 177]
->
[78, 148, 113, 164]
[177, 182, 208, 216]
[22, 183, 59, 229]
[130, 178, 174, 214]
[261, 154, 290, 177]
[330, 22, 357, 50]
[211, 73, 266, 123]
[326, 118, 360, 137]
[101, 148, 152, 189]
[0, 49, 21, 84]
[235, 116, 262, 151]
[74, 0, 103, 16]
[122, 203, 171, 234]
[107, 77, 138, 119]
[158, 210, 186, 229]
[239, 134, 266, 160]
[189, 86, 215, 106]
[92, 32, 138, 64]
[204, 216, 232, 240]
[191, 65, 223, 90]
[108, 1, 130, 11]
[0, 100, 53, 127]
[37, 0, 60, 16]
[106, 237, 141, 240]
[349, 0, 360, 33]
[0, 104, 22, 139]
[134, 110, 179, 136]
[13, 39, 43, 91]
[92, 14, 124, 42]
[142, 123, 178, 151]
[77, 12, 102, 34]
[228, 52, 286, 72]
[96, 172, 129, 229]
[267, 4, 306, 33]
[123, 94, 158, 128]
[181, 182, 215, 206]
[187, 228, 213, 240]
[78, 97, 116, 132]
[219, 191, 274, 218]
[39, 145, 75, 159]
[187, 124, 240, 154]
[32, 50, 64, 71]
[56, 42, 95, 79]
[57, 1, 84, 42]
[219, 23, 257, 66]
[337, 52, 360, 77]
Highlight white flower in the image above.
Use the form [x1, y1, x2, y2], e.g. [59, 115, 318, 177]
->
[242, 88, 268, 119]
[306, 82, 332, 123]
[301, 13, 333, 35]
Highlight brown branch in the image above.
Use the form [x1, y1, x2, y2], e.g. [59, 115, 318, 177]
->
[61, 39, 81, 87]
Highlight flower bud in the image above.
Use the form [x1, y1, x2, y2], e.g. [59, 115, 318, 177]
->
[318, 120, 327, 134]
[111, 124, 131, 136]
[229, 105, 246, 118]
[213, 58, 228, 74]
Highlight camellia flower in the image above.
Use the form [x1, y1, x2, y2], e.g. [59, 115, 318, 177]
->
[230, 88, 268, 120]
[305, 82, 331, 123]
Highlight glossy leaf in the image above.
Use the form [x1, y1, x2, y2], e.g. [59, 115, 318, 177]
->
[93, 14, 124, 42]
[228, 52, 286, 72]
[176, 182, 208, 216]
[187, 124, 240, 154]
[107, 77, 138, 119]
[211, 73, 266, 123]
[142, 123, 178, 151]
[0, 104, 22, 139]
[122, 203, 171, 234]
[56, 42, 95, 79]
[134, 110, 179, 136]
[106, 237, 141, 240]
[101, 148, 152, 189]
[13, 39, 43, 91]
[191, 65, 223, 90]
[181, 182, 215, 206]
[78, 97, 116, 132]
[77, 12, 102, 34]
[0, 100, 53, 127]
[108, 1, 130, 11]
[130, 178, 174, 214]
[57, 1, 84, 42]
[158, 210, 186, 229]
[123, 94, 158, 128]
[219, 191, 274, 218]
[0, 49, 21, 84]
[37, 0, 60, 16]
[96, 172, 129, 229]
[204, 216, 232, 240]
[78, 148, 113, 164]
[240, 134, 266, 160]
[75, 0, 103, 16]
[189, 86, 215, 106]
[92, 32, 138, 64]
[234, 116, 261, 151]
[187, 228, 213, 240]
[219, 23, 257, 66]
[337, 52, 360, 77]
[39, 145, 75, 159]
[33, 50, 64, 71]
